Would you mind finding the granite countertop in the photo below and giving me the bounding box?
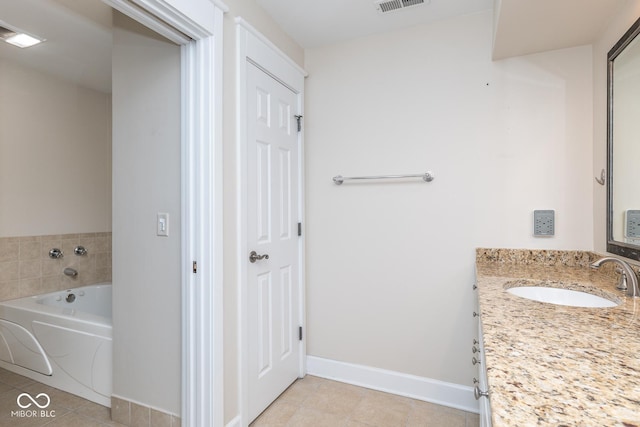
[475,249,640,427]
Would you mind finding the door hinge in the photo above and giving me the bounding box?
[294,115,303,132]
[192,261,197,274]
[298,222,302,236]
[298,326,303,341]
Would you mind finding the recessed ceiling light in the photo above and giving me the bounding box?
[0,21,44,49]
[4,33,43,48]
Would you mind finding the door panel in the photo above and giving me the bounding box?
[247,62,300,421]
[256,141,272,243]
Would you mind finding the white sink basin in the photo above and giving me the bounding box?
[506,286,618,308]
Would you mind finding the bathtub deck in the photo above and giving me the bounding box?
[0,367,124,426]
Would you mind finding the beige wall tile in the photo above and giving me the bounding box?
[42,276,63,294]
[96,253,112,270]
[94,235,112,253]
[0,239,19,262]
[0,262,19,282]
[0,232,111,301]
[130,402,150,427]
[19,260,41,279]
[42,258,64,277]
[111,397,130,425]
[19,237,41,260]
[150,408,172,427]
[19,278,43,296]
[61,275,83,289]
[0,281,19,300]
[95,268,112,282]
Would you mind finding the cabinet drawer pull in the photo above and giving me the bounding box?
[474,386,489,400]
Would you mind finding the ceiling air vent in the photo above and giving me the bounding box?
[375,0,427,14]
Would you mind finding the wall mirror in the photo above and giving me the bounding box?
[608,17,640,260]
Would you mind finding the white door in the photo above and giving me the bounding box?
[247,61,301,421]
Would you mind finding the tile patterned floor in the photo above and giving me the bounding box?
[0,368,123,426]
[0,368,478,426]
[250,376,480,427]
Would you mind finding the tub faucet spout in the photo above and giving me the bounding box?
[590,257,639,298]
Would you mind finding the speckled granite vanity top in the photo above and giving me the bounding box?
[476,249,640,427]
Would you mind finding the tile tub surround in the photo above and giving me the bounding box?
[0,233,112,301]
[475,248,640,426]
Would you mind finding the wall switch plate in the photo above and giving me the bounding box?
[533,210,554,236]
[626,210,640,238]
[157,213,169,237]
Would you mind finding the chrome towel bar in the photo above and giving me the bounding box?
[332,171,434,185]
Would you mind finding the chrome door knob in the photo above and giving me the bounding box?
[249,251,270,263]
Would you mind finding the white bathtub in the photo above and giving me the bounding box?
[0,283,112,407]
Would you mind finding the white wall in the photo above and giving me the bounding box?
[593,0,640,252]
[112,12,182,414]
[304,10,593,386]
[0,60,111,237]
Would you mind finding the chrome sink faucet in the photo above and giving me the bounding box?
[590,257,640,298]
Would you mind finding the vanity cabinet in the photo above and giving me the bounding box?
[473,283,492,427]
[475,320,491,427]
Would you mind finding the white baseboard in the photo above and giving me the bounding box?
[225,415,241,427]
[306,355,479,414]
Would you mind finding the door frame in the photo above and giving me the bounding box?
[102,1,227,426]
[236,17,307,426]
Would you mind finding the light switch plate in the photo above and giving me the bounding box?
[157,213,169,237]
[533,210,554,236]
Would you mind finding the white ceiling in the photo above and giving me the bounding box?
[256,0,493,48]
[0,0,112,93]
[0,0,632,94]
[493,0,626,59]
[257,0,631,58]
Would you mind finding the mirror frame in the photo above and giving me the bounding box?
[607,16,640,260]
